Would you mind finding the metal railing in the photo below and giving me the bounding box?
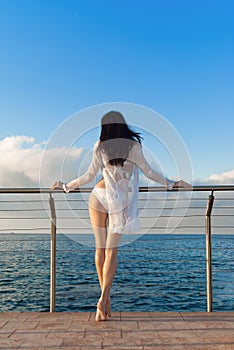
[0,185,234,312]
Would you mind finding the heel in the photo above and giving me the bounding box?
[106,297,111,318]
[95,299,107,322]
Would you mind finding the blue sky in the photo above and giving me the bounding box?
[0,0,234,185]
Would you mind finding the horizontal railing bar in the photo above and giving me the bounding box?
[1,207,234,213]
[1,185,234,194]
[56,290,207,297]
[0,209,49,212]
[0,214,207,219]
[48,197,213,202]
[0,228,50,231]
[0,200,48,203]
[0,217,57,220]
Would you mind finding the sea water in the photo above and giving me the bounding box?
[0,234,233,312]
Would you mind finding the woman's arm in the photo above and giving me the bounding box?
[130,143,191,189]
[51,142,101,192]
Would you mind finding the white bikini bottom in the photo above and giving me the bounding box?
[91,187,140,234]
[92,187,108,210]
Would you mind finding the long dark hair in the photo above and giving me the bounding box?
[99,111,142,166]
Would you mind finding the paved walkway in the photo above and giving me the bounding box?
[0,312,234,349]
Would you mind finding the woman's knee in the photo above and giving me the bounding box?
[105,247,118,260]
[95,248,105,261]
[106,233,122,249]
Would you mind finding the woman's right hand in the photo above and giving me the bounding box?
[51,180,64,190]
[173,180,192,188]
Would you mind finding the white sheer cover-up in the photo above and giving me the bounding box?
[64,141,174,234]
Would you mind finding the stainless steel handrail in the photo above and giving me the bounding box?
[1,185,234,312]
[1,185,234,193]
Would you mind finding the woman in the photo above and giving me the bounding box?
[52,111,190,321]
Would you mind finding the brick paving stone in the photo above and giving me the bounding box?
[103,346,144,350]
[0,312,233,349]
[144,346,187,350]
[35,320,72,330]
[121,312,151,321]
[122,329,159,339]
[0,321,8,329]
[169,321,207,330]
[84,329,121,339]
[0,338,25,349]
[184,344,234,350]
[19,332,63,348]
[201,321,234,329]
[69,320,97,331]
[61,337,103,348]
[157,329,199,340]
[103,336,143,348]
[103,320,138,330]
[139,320,175,331]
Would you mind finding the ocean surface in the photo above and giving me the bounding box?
[0,233,234,312]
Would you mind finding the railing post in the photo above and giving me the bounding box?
[49,193,56,312]
[206,191,214,312]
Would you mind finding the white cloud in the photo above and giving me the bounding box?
[0,135,86,188]
[196,169,234,185]
[208,170,234,184]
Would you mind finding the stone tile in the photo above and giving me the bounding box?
[0,312,22,320]
[170,321,208,330]
[180,312,234,323]
[84,329,121,339]
[61,337,102,348]
[121,311,151,319]
[0,338,25,349]
[139,321,175,331]
[19,332,63,348]
[15,321,39,331]
[68,311,91,321]
[0,333,11,339]
[1,321,39,332]
[122,329,159,339]
[103,320,138,330]
[107,312,121,321]
[0,320,7,328]
[184,344,233,350]
[21,312,41,320]
[103,336,143,347]
[0,322,17,333]
[193,329,234,342]
[144,346,186,350]
[150,312,181,317]
[202,321,234,329]
[158,329,198,340]
[35,320,72,330]
[103,345,144,350]
[142,337,164,346]
[67,320,89,331]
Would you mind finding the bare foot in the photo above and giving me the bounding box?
[95,299,107,322]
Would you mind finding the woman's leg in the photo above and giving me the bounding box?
[89,191,109,321]
[89,188,122,321]
[99,233,122,306]
[89,191,108,286]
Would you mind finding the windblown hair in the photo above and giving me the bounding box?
[99,111,142,166]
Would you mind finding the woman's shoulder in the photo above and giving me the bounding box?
[131,140,142,152]
[93,140,100,150]
[128,141,142,161]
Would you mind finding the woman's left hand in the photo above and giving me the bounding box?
[173,180,192,188]
[51,180,64,190]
